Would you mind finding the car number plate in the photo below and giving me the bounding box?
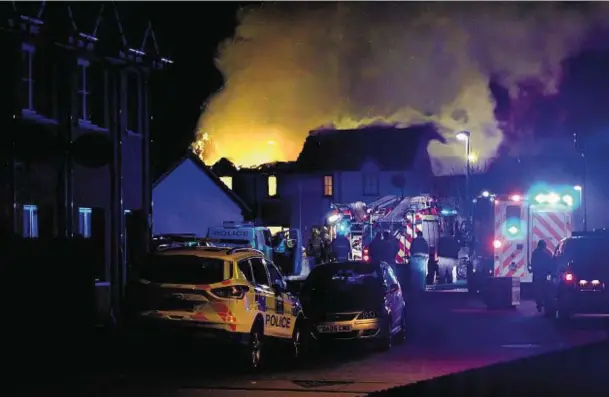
[318,324,352,333]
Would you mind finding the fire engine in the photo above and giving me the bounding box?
[472,187,577,283]
[326,195,460,264]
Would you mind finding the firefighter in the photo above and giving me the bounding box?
[307,229,323,266]
[368,232,383,263]
[410,230,430,293]
[381,231,399,267]
[321,226,332,262]
[529,239,554,312]
[331,229,352,262]
[273,232,290,274]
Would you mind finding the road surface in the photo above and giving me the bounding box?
[73,290,606,397]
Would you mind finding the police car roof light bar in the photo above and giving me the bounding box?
[226,247,265,255]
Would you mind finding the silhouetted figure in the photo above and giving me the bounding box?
[410,230,429,293]
[380,231,399,266]
[331,233,352,262]
[368,232,383,263]
[307,230,323,265]
[529,239,554,312]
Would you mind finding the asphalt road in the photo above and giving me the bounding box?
[73,290,606,397]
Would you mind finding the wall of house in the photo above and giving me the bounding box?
[152,158,245,237]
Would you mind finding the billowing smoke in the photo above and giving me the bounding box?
[194,2,607,175]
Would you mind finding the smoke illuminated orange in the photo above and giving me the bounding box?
[194,3,608,174]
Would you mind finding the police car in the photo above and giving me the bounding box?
[131,246,306,369]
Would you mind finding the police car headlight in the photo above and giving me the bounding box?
[358,311,377,320]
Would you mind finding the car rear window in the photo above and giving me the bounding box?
[141,255,228,284]
[565,238,608,271]
[308,262,381,286]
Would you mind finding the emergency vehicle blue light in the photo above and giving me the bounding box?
[507,226,519,235]
[441,209,457,216]
[481,191,490,198]
[562,194,573,207]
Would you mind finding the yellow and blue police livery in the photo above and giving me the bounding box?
[132,246,305,369]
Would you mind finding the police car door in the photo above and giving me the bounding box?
[265,259,296,338]
[249,257,279,337]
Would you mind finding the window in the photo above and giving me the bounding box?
[238,260,254,282]
[250,257,270,286]
[22,204,38,238]
[220,176,233,190]
[363,171,379,196]
[323,175,333,197]
[505,205,521,234]
[262,229,273,247]
[21,46,35,111]
[266,261,286,290]
[141,256,227,284]
[87,62,107,127]
[268,175,277,197]
[126,72,140,133]
[77,60,90,122]
[78,207,92,238]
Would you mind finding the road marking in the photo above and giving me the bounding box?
[501,344,540,349]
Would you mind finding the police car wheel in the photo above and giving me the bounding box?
[291,322,303,361]
[249,327,264,370]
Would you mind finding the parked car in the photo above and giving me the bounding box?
[299,260,407,351]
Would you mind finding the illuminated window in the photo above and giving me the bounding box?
[323,175,333,197]
[78,207,92,238]
[268,175,277,197]
[22,204,38,238]
[220,176,233,190]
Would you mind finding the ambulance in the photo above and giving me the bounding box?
[472,187,576,283]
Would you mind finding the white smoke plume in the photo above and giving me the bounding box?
[194,2,608,175]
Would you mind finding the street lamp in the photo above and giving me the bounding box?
[574,185,586,231]
[457,131,471,220]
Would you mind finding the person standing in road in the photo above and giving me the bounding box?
[529,239,554,312]
[307,229,323,266]
[331,231,352,262]
[381,231,399,268]
[368,232,383,263]
[410,230,430,293]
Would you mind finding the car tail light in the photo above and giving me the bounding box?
[212,285,249,299]
[563,272,575,283]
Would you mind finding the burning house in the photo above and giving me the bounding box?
[214,124,443,241]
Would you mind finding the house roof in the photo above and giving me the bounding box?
[295,123,444,172]
[154,150,252,216]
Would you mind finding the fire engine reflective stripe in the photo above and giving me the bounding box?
[532,212,568,253]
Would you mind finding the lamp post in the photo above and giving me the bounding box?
[456,131,471,220]
[574,185,586,231]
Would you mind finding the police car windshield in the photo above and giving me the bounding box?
[306,263,383,312]
[141,255,228,284]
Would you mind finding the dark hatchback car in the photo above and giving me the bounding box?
[543,232,609,326]
[299,261,407,351]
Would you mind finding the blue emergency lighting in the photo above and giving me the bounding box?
[507,226,519,235]
[441,209,457,216]
[482,191,490,198]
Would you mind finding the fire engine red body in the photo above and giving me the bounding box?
[473,193,573,283]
